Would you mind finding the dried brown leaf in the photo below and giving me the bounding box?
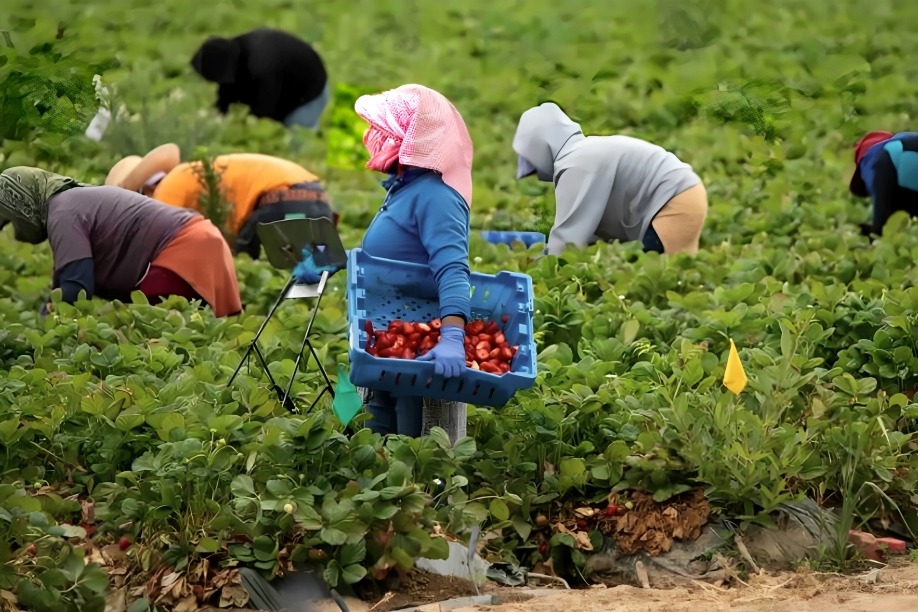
[170,576,187,599]
[218,584,250,608]
[174,595,197,612]
[100,544,127,566]
[104,586,127,612]
[574,531,594,551]
[81,499,96,524]
[160,572,183,591]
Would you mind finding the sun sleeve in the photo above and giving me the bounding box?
[415,185,472,321]
[548,167,614,255]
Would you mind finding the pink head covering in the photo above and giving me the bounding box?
[354,84,474,207]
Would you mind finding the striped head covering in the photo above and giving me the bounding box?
[0,167,84,243]
[354,84,474,207]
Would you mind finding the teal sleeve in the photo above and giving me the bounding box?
[415,191,471,321]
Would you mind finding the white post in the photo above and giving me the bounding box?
[421,398,467,445]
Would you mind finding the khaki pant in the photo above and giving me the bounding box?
[650,183,708,255]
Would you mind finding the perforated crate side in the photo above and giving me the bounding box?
[346,248,537,406]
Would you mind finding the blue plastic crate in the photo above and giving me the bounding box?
[479,231,546,248]
[346,248,537,407]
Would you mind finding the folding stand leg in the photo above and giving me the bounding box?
[282,337,335,413]
[227,276,297,387]
[250,342,299,414]
[281,271,336,413]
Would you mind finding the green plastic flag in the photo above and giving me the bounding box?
[332,364,363,426]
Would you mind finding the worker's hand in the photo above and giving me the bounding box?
[293,248,338,284]
[417,324,467,378]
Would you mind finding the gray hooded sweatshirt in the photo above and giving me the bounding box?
[512,103,701,255]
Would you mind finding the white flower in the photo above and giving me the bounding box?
[92,74,112,108]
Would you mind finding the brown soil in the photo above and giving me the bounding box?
[188,560,918,611]
[455,559,918,612]
[363,569,528,611]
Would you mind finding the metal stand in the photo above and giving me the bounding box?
[227,271,335,414]
[227,216,347,415]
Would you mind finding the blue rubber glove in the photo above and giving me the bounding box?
[416,324,467,378]
[293,248,339,284]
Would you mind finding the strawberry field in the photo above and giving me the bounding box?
[2,0,918,610]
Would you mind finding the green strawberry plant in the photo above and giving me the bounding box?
[1,0,918,604]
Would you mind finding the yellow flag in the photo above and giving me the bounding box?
[723,339,747,395]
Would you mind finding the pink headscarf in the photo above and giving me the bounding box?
[354,84,474,207]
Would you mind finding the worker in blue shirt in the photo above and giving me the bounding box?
[352,84,475,437]
[849,130,918,237]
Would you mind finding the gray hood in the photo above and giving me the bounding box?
[512,103,582,182]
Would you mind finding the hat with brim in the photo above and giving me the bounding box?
[849,131,894,197]
[105,143,182,192]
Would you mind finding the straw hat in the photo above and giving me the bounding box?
[105,143,182,192]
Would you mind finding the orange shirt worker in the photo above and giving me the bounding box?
[105,144,338,258]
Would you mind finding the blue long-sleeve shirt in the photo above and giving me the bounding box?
[361,169,471,322]
[859,132,918,197]
[858,132,918,235]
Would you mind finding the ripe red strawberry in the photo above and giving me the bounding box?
[480,361,500,374]
[366,317,518,368]
[118,536,131,550]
